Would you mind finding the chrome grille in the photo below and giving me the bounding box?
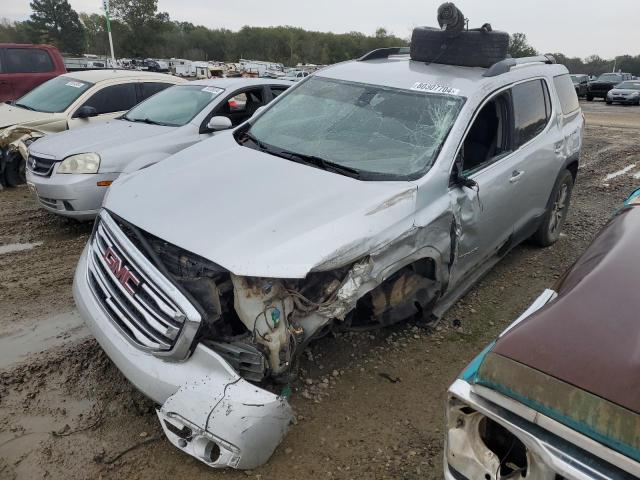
[27,154,57,177]
[86,210,201,359]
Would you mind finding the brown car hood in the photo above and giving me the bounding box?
[492,205,640,414]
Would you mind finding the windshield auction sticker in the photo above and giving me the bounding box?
[202,86,224,95]
[411,82,460,95]
[65,81,86,88]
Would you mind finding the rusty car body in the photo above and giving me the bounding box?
[445,194,640,479]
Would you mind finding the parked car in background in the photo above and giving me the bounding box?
[606,80,640,105]
[0,69,185,187]
[0,43,66,102]
[587,72,633,101]
[283,69,310,82]
[73,48,582,469]
[570,73,589,97]
[26,79,291,219]
[445,193,640,480]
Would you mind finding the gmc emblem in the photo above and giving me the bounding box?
[103,247,140,295]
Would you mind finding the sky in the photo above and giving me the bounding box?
[3,0,638,59]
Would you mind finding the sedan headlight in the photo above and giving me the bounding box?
[631,92,640,97]
[57,153,100,174]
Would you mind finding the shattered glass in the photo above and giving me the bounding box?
[249,77,465,180]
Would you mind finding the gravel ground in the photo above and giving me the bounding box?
[0,100,639,479]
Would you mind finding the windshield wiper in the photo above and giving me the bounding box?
[237,130,267,150]
[124,117,169,126]
[278,150,361,179]
[14,103,36,111]
[237,130,361,179]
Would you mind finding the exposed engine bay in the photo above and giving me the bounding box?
[114,214,441,384]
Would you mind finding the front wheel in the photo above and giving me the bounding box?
[531,170,574,247]
[2,151,26,187]
[586,94,593,101]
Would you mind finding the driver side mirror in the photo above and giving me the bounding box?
[452,153,478,189]
[74,105,98,119]
[206,116,232,132]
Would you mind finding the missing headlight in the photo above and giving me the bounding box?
[479,417,528,478]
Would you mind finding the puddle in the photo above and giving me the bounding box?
[0,310,88,369]
[604,164,636,182]
[0,241,43,255]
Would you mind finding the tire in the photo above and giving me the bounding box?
[410,27,509,68]
[531,170,574,247]
[606,100,612,105]
[586,95,593,101]
[3,151,26,187]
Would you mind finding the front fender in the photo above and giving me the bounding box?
[119,152,172,174]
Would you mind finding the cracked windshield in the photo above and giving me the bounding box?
[249,76,465,179]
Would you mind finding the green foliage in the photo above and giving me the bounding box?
[1,2,639,75]
[25,0,86,54]
[508,33,538,58]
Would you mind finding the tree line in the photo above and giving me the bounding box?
[1,0,639,74]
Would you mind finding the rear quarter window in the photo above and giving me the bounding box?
[553,74,580,115]
[511,79,550,148]
[5,48,54,73]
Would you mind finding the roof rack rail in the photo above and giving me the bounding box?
[358,47,410,62]
[483,54,556,77]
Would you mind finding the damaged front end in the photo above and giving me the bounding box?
[0,125,44,186]
[79,209,444,469]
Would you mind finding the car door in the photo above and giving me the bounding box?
[506,79,558,238]
[448,87,524,283]
[68,82,138,128]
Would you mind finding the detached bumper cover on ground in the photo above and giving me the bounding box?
[73,246,293,469]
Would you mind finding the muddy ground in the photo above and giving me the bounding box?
[1,101,639,479]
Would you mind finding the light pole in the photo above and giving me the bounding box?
[103,0,116,66]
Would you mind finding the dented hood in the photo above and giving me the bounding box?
[0,103,59,130]
[29,119,172,162]
[105,133,417,278]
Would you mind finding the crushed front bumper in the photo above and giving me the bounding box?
[73,246,293,469]
[26,169,118,220]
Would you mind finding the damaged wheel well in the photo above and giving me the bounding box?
[566,160,578,183]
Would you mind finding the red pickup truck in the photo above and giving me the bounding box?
[0,44,66,102]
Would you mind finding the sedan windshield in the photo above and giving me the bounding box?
[570,75,584,83]
[246,76,465,180]
[615,81,640,90]
[598,73,623,82]
[14,76,93,113]
[123,84,224,126]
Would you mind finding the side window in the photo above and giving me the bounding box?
[139,82,171,101]
[5,48,54,73]
[82,83,138,115]
[214,88,265,126]
[553,74,580,115]
[270,86,288,98]
[511,79,549,148]
[461,91,511,174]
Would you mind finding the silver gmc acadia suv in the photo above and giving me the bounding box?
[73,48,583,469]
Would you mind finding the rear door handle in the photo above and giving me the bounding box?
[509,170,524,183]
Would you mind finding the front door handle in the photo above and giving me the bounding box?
[509,170,524,183]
